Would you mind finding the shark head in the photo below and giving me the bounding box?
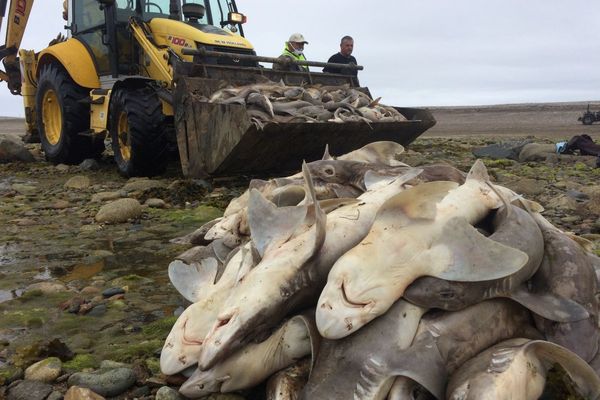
[160,304,206,375]
[198,281,276,369]
[179,367,228,398]
[316,251,398,339]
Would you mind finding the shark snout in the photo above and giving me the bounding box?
[198,310,239,370]
[316,279,376,339]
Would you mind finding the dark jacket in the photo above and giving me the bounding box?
[323,52,358,76]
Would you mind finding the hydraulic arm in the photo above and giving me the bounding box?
[0,0,34,94]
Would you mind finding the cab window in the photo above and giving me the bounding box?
[74,0,105,32]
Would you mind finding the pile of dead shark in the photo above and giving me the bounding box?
[159,141,600,399]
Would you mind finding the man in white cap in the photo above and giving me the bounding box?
[274,33,309,72]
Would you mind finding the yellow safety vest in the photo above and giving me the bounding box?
[281,48,309,71]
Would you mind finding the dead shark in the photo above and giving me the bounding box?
[317,160,527,339]
[529,212,600,362]
[179,312,318,398]
[404,204,589,323]
[197,165,423,370]
[447,338,600,400]
[299,300,426,400]
[303,299,539,400]
[160,242,256,375]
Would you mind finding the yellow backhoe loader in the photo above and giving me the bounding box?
[0,0,435,177]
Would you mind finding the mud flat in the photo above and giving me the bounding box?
[425,101,600,140]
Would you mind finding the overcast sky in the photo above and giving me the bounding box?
[1,0,600,117]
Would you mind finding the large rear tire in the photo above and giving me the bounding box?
[109,86,167,177]
[36,64,104,164]
[582,114,594,125]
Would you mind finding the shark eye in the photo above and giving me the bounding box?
[323,166,335,176]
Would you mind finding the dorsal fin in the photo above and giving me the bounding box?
[248,189,309,257]
[322,144,334,160]
[377,181,458,223]
[364,168,423,192]
[302,161,327,254]
[466,159,489,182]
[363,170,399,191]
[367,96,382,108]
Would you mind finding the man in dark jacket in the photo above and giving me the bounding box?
[323,36,358,76]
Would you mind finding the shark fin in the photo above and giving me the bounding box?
[466,159,489,182]
[271,185,306,207]
[429,216,528,282]
[386,333,447,400]
[168,258,219,303]
[508,286,589,322]
[377,180,458,223]
[526,340,600,398]
[248,189,309,257]
[318,198,361,214]
[363,170,402,191]
[322,144,334,160]
[302,161,327,255]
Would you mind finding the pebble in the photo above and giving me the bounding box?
[46,391,64,400]
[155,386,185,400]
[7,380,53,400]
[51,199,70,209]
[24,357,62,383]
[91,192,122,203]
[145,198,167,208]
[64,175,91,189]
[64,386,105,400]
[67,367,136,397]
[79,159,101,171]
[95,198,142,223]
[25,281,68,295]
[122,178,165,192]
[0,366,23,385]
[86,304,107,317]
[102,287,125,298]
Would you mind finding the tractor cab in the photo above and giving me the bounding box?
[64,0,251,79]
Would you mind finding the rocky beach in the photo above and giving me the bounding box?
[1,102,600,399]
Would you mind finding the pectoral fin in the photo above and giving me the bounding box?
[429,217,528,282]
[508,286,589,322]
[386,333,447,400]
[248,189,309,257]
[168,258,219,303]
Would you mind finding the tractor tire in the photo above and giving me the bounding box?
[36,64,104,164]
[109,86,168,177]
[582,114,594,125]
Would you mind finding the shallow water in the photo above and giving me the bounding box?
[0,164,225,367]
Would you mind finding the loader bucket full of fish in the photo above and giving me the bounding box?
[173,65,436,178]
[161,141,600,399]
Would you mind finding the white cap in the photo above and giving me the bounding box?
[288,33,308,44]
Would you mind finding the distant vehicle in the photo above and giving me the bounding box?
[578,104,600,125]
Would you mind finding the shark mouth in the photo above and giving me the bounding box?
[341,280,371,308]
[181,317,205,346]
